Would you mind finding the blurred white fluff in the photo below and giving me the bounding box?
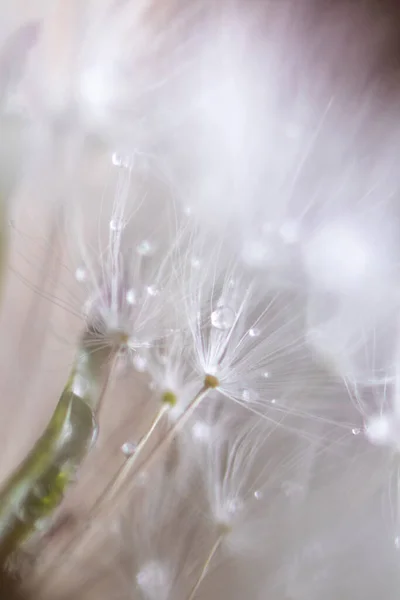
[3,1,400,600]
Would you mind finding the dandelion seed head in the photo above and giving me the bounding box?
[162,390,177,407]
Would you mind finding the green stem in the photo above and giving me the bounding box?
[0,335,114,562]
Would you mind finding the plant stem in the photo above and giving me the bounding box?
[188,535,223,600]
[91,403,169,514]
[92,382,212,515]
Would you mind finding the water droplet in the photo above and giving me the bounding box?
[395,536,400,549]
[146,285,159,297]
[270,398,277,404]
[183,205,193,216]
[248,328,260,338]
[132,354,147,372]
[192,421,211,442]
[126,289,136,305]
[136,240,154,256]
[121,442,136,457]
[109,219,124,232]
[75,267,86,282]
[263,371,270,379]
[211,306,236,330]
[352,427,361,435]
[112,152,132,168]
[241,389,251,402]
[225,498,243,516]
[254,490,263,500]
[191,257,201,269]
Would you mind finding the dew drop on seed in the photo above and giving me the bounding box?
[75,267,86,282]
[110,218,124,232]
[126,289,136,305]
[248,327,260,338]
[112,152,132,168]
[136,240,154,256]
[146,285,159,296]
[241,389,251,402]
[133,354,147,372]
[352,427,361,435]
[211,306,235,330]
[191,257,201,269]
[121,442,136,458]
[254,490,263,500]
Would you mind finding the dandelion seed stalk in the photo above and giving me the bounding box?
[187,534,223,600]
[90,376,219,516]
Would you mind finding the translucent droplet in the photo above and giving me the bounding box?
[263,371,270,379]
[133,354,147,372]
[75,267,86,282]
[112,152,132,168]
[395,536,400,550]
[183,205,192,216]
[225,498,243,516]
[146,285,159,297]
[248,328,260,338]
[241,389,251,402]
[191,257,201,269]
[192,421,211,442]
[109,218,124,232]
[126,289,136,305]
[270,398,277,404]
[211,306,236,330]
[254,490,263,500]
[352,427,361,435]
[121,442,136,458]
[136,240,154,256]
